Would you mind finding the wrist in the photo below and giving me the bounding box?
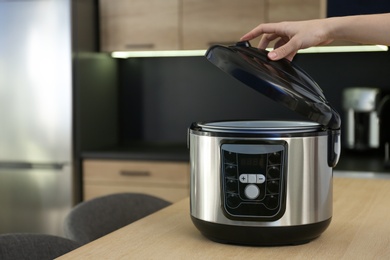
[324,16,346,41]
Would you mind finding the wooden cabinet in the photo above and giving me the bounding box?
[99,0,327,52]
[267,0,326,22]
[83,159,189,203]
[99,0,180,51]
[181,0,266,50]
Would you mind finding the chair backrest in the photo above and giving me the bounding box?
[0,233,81,260]
[64,193,171,245]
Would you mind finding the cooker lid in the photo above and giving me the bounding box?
[205,41,341,130]
[198,120,322,134]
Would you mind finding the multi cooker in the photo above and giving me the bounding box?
[188,42,341,246]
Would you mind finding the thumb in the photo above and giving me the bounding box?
[268,41,299,61]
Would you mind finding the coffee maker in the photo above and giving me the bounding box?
[343,87,390,165]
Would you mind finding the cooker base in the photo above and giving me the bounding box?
[191,216,331,246]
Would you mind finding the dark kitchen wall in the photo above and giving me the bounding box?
[294,51,390,113]
[73,0,119,152]
[327,0,390,17]
[118,50,390,145]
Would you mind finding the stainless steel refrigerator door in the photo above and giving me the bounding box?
[0,0,72,163]
[0,164,73,235]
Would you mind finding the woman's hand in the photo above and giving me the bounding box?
[241,13,390,61]
[240,19,334,61]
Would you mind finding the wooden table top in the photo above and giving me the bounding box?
[58,177,390,259]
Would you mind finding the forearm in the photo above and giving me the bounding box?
[327,13,390,45]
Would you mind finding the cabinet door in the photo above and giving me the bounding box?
[182,0,266,50]
[267,0,326,23]
[83,184,189,203]
[99,0,180,52]
[83,160,189,203]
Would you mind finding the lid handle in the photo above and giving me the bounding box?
[328,129,341,167]
[235,41,252,48]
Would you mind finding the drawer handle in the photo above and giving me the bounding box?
[125,43,155,49]
[119,170,151,177]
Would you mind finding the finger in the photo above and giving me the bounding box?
[284,52,297,61]
[268,39,300,61]
[258,33,279,49]
[240,27,263,41]
[274,37,290,49]
[273,37,289,49]
[240,32,255,41]
[240,23,277,41]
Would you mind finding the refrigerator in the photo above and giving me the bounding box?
[0,0,119,236]
[0,0,73,235]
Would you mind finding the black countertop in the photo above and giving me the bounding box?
[82,143,189,162]
[335,149,390,173]
[82,143,390,173]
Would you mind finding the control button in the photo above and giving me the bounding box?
[256,174,265,184]
[225,179,238,192]
[245,184,260,199]
[265,195,279,209]
[225,165,237,177]
[239,174,248,183]
[268,166,280,179]
[248,174,256,184]
[240,174,265,184]
[224,151,236,164]
[268,152,281,165]
[267,180,279,194]
[226,193,240,208]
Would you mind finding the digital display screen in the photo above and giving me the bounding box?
[238,154,266,173]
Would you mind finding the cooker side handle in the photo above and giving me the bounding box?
[328,129,341,168]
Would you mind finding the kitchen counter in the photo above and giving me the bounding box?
[82,143,390,173]
[58,177,390,259]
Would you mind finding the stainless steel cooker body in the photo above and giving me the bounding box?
[189,42,342,245]
[188,121,340,246]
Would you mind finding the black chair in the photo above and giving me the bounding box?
[0,233,81,260]
[64,193,171,245]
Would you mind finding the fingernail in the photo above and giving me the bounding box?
[268,52,277,59]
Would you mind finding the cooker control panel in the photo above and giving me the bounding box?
[221,143,286,221]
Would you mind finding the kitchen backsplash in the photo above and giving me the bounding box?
[118,50,390,145]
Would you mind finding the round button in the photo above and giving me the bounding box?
[267,180,279,194]
[226,193,240,208]
[244,184,260,199]
[225,165,237,177]
[224,151,236,164]
[265,195,279,209]
[225,179,238,192]
[268,152,281,165]
[268,166,280,179]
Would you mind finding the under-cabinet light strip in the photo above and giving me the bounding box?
[111,50,206,58]
[297,45,388,53]
[111,45,388,59]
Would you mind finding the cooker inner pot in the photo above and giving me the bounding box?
[198,120,322,133]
